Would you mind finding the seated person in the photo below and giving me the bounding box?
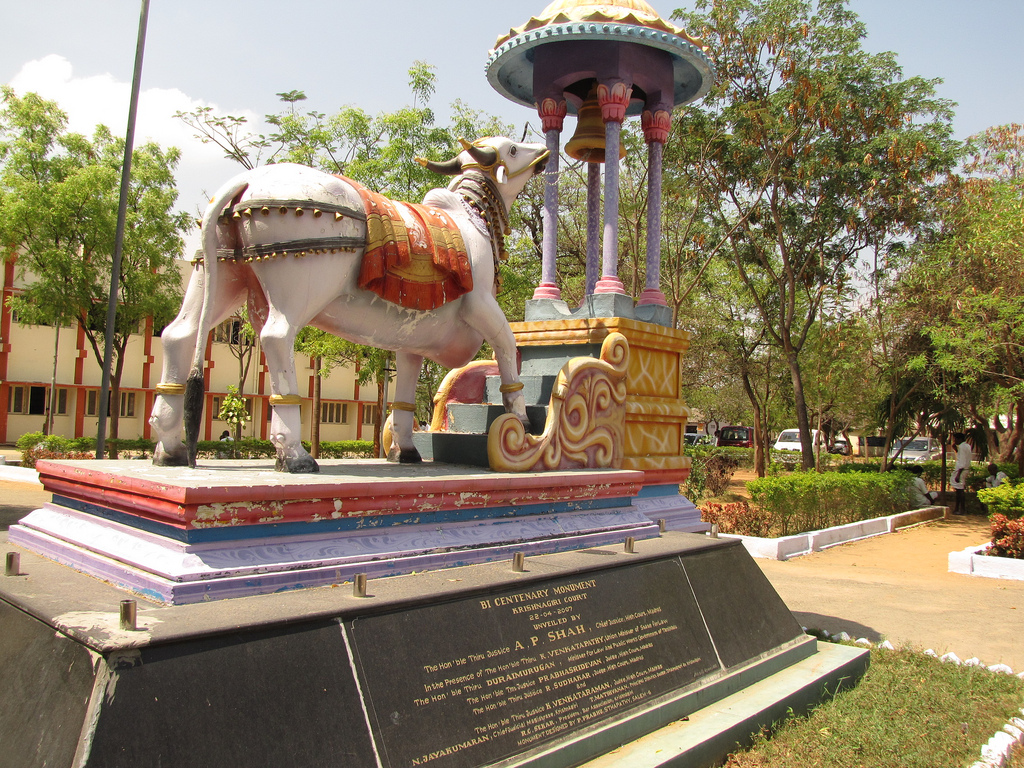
[907,464,935,508]
[985,463,1009,488]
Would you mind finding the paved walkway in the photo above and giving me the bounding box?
[2,471,1021,669]
[757,516,1024,670]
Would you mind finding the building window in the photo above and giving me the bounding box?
[321,402,348,424]
[86,390,132,418]
[7,385,26,414]
[362,404,380,425]
[213,318,243,345]
[55,388,68,416]
[213,395,252,420]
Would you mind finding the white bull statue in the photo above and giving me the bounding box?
[149,136,549,472]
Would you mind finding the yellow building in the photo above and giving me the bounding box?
[0,258,382,445]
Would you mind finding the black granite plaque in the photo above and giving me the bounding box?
[347,558,721,768]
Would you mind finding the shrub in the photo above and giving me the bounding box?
[978,482,1024,520]
[318,440,374,458]
[684,446,739,501]
[701,501,773,537]
[196,438,276,459]
[716,446,754,469]
[17,432,95,468]
[988,514,1024,559]
[747,470,912,537]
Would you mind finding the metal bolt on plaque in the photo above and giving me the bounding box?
[5,552,20,576]
[119,600,137,631]
[658,518,666,534]
[512,552,525,572]
[353,573,368,597]
[710,523,720,538]
[624,537,636,553]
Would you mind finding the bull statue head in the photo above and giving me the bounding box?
[418,137,549,212]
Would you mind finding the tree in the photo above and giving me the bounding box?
[901,124,1024,469]
[0,87,188,449]
[670,0,959,468]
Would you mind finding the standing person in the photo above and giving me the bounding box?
[950,432,973,514]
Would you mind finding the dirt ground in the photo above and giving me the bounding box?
[717,467,1024,669]
[0,479,45,531]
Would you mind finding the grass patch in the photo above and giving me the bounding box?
[726,644,1024,768]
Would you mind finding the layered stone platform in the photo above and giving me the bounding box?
[0,530,868,768]
[8,458,701,604]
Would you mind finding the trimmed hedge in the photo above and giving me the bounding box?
[16,431,374,466]
[745,470,913,537]
[978,482,1024,521]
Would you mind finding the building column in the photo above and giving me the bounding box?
[594,82,631,295]
[533,97,567,301]
[638,109,671,307]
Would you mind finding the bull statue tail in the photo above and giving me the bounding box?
[183,176,249,468]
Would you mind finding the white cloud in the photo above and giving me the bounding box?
[8,55,262,256]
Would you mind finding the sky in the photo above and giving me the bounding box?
[2,0,1022,255]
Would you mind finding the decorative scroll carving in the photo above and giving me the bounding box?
[488,333,628,472]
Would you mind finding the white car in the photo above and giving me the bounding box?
[889,437,941,462]
[773,428,820,452]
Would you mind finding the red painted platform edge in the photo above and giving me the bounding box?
[34,460,647,529]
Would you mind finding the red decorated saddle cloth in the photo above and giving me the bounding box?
[339,176,473,311]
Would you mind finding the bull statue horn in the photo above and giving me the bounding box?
[460,139,498,169]
[416,156,462,176]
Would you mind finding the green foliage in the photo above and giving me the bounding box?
[302,440,375,459]
[746,470,912,536]
[669,0,959,470]
[728,645,1024,768]
[684,446,740,501]
[978,482,1024,520]
[217,385,250,428]
[0,87,187,448]
[195,438,274,459]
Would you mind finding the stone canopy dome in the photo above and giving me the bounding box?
[487,0,714,114]
[493,0,698,48]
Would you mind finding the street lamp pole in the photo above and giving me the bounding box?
[96,0,150,458]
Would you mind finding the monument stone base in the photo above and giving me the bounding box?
[0,530,868,768]
[7,459,706,604]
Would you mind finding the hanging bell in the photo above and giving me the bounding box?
[565,92,627,164]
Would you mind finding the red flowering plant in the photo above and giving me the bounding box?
[987,514,1024,559]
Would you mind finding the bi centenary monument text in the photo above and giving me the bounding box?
[349,560,721,768]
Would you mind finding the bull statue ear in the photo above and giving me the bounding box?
[416,156,462,176]
[496,165,508,184]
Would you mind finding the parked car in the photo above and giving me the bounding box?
[773,428,820,452]
[829,437,850,455]
[889,437,941,462]
[684,433,713,446]
[716,425,754,448]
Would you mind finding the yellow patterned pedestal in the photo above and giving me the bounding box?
[509,317,692,485]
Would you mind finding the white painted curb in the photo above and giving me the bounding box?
[0,463,41,486]
[720,506,948,561]
[949,542,1024,581]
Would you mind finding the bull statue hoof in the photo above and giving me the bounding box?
[153,444,189,467]
[275,455,320,474]
[387,442,423,464]
[399,448,423,464]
